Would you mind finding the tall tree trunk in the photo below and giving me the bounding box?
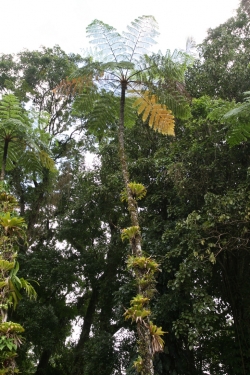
[118,83,154,375]
[73,286,99,375]
[34,350,52,375]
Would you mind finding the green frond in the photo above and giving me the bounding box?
[7,262,37,309]
[124,306,151,323]
[124,293,151,323]
[223,92,250,146]
[0,94,29,124]
[73,91,136,138]
[19,278,37,300]
[227,123,250,146]
[39,150,55,171]
[141,51,192,119]
[86,20,126,63]
[123,16,159,62]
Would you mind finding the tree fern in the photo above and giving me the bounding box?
[0,94,55,180]
[59,20,190,135]
[56,16,192,375]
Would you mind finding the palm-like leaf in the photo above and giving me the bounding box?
[8,261,37,309]
[0,94,55,180]
[133,91,175,135]
[56,17,191,137]
[223,92,250,146]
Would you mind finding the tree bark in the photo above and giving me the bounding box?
[73,286,99,375]
[0,139,9,181]
[118,83,154,375]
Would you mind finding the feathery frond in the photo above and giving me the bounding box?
[133,91,175,135]
[0,94,55,179]
[87,20,126,63]
[122,16,159,63]
[223,92,250,146]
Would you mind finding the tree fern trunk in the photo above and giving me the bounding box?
[0,139,9,181]
[118,83,154,375]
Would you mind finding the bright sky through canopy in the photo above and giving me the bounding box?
[2,0,240,54]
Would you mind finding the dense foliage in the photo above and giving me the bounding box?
[0,2,250,374]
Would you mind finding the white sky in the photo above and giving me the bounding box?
[1,0,240,55]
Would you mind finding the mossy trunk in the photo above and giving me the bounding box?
[118,83,154,375]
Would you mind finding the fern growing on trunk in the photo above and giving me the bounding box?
[0,190,37,374]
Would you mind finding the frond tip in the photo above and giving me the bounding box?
[133,92,175,135]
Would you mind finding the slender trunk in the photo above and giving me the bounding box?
[34,350,52,375]
[0,139,9,181]
[118,83,154,375]
[73,286,99,375]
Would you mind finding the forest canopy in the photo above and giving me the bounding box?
[0,2,250,375]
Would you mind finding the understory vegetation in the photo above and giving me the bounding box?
[0,2,250,374]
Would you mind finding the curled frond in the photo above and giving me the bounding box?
[133,91,175,135]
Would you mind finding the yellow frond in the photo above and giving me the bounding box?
[142,104,151,122]
[133,96,143,107]
[133,91,175,136]
[137,101,148,115]
[39,150,56,172]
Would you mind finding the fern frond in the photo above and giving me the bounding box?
[87,20,127,63]
[133,91,175,135]
[142,52,192,119]
[223,92,250,146]
[227,123,250,146]
[39,150,55,171]
[73,91,136,138]
[0,94,29,124]
[53,76,94,96]
[123,16,159,62]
